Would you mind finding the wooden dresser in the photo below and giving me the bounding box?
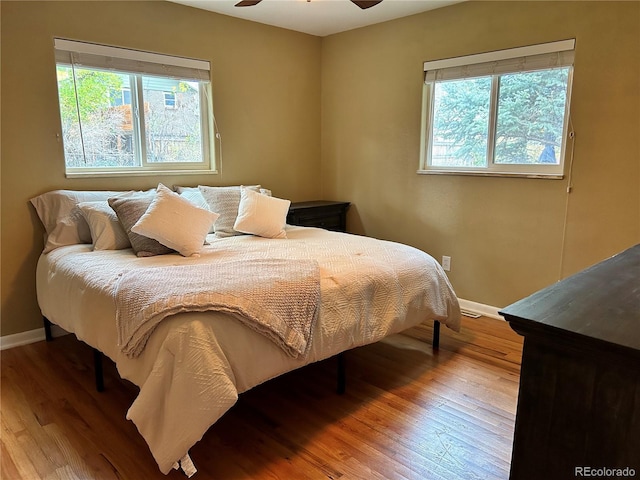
[287,201,350,232]
[500,244,640,480]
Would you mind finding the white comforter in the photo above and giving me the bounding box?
[36,226,461,475]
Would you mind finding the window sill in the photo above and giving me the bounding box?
[417,169,564,180]
[66,169,218,179]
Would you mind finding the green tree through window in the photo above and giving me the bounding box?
[420,40,574,177]
[431,67,570,168]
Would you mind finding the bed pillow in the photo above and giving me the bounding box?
[108,195,176,257]
[30,189,131,253]
[77,201,131,250]
[198,185,260,237]
[131,184,220,257]
[175,186,215,233]
[234,187,291,239]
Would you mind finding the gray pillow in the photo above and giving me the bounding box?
[108,196,175,257]
[198,185,259,237]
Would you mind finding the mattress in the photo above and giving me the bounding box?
[36,225,461,474]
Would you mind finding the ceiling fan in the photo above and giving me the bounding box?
[235,0,383,9]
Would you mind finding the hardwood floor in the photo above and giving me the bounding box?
[1,316,523,479]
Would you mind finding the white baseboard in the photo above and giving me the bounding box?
[0,325,69,350]
[458,298,503,320]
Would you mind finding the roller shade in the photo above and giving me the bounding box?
[54,38,210,82]
[424,39,575,83]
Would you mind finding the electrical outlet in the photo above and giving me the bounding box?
[442,255,451,271]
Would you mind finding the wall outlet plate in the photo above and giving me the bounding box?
[442,256,451,271]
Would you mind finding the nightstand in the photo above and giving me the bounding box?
[287,201,350,232]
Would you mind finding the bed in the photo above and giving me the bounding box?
[32,186,461,476]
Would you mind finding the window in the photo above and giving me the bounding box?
[419,40,575,178]
[54,39,215,177]
[163,91,177,109]
[110,88,131,107]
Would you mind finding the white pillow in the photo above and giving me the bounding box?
[77,201,131,250]
[233,187,291,239]
[131,184,219,257]
[175,186,215,233]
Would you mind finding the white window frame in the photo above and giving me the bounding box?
[418,39,575,179]
[54,38,217,178]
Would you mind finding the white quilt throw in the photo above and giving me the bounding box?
[115,258,321,359]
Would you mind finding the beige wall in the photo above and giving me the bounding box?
[321,1,640,307]
[2,1,639,338]
[1,1,322,336]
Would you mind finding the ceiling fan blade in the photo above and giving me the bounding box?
[351,0,383,9]
[235,0,262,6]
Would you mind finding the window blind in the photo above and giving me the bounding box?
[424,39,575,83]
[54,38,210,82]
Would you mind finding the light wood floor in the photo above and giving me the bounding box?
[1,316,523,479]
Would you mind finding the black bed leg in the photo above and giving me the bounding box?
[337,352,346,395]
[94,349,105,392]
[43,317,53,342]
[433,320,441,350]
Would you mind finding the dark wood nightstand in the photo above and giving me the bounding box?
[287,201,350,232]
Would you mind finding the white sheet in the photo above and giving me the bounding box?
[36,226,461,474]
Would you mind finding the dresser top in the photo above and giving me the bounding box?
[500,244,640,353]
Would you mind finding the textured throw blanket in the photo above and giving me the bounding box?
[114,258,321,358]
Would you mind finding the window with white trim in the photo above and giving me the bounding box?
[419,40,575,178]
[54,39,215,177]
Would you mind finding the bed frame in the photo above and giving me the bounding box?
[43,316,441,395]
